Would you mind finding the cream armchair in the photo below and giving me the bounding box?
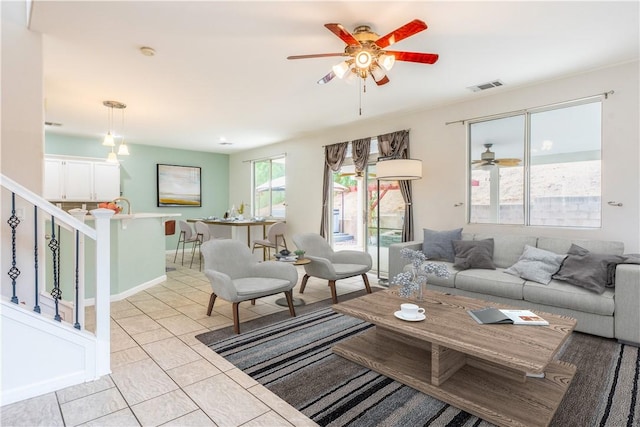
[292,233,372,304]
[201,239,298,333]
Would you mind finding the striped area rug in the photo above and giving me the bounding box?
[204,308,640,427]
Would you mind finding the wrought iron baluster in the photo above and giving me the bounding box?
[74,230,80,329]
[34,206,41,313]
[7,192,21,304]
[49,217,61,321]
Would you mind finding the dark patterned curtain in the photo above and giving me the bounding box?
[377,130,415,242]
[320,142,349,237]
[351,137,371,176]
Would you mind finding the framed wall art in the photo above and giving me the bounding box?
[157,164,202,207]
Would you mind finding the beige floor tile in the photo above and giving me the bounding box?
[0,392,64,426]
[126,291,155,302]
[166,359,222,387]
[175,303,209,320]
[147,308,181,320]
[110,307,144,320]
[181,290,211,306]
[177,329,210,346]
[110,358,178,406]
[79,408,140,426]
[115,314,162,336]
[142,337,202,370]
[59,388,128,426]
[110,299,137,313]
[131,327,174,345]
[183,375,269,426]
[242,410,294,427]
[131,389,197,426]
[129,297,173,313]
[159,409,216,426]
[191,343,236,372]
[111,327,140,353]
[153,291,195,307]
[56,375,115,404]
[248,383,317,427]
[196,314,233,329]
[156,314,207,336]
[226,367,259,389]
[110,346,149,369]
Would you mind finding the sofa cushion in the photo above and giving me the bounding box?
[523,279,615,316]
[455,268,525,300]
[552,244,626,294]
[422,228,462,262]
[474,234,538,269]
[505,245,566,285]
[453,239,496,270]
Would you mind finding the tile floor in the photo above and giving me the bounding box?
[1,252,382,426]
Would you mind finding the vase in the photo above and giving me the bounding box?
[409,267,428,302]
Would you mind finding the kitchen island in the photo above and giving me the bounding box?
[48,212,180,302]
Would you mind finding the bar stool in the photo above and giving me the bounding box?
[174,220,198,266]
[191,221,213,270]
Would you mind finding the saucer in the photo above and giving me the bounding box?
[394,311,426,322]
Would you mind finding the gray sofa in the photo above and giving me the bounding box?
[389,232,640,346]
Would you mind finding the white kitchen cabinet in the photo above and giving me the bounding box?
[93,162,120,201]
[44,156,120,201]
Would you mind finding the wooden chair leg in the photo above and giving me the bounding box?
[251,299,256,305]
[284,290,296,317]
[232,302,241,334]
[207,292,217,316]
[329,280,338,304]
[300,274,310,294]
[362,273,372,294]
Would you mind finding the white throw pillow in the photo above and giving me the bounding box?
[505,245,566,285]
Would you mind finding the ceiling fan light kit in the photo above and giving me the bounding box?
[288,19,438,87]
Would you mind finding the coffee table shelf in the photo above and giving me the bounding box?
[332,290,577,427]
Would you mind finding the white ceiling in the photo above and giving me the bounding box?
[30,1,639,154]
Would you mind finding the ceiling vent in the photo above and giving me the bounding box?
[467,80,504,92]
[45,121,62,127]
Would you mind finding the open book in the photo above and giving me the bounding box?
[468,307,549,326]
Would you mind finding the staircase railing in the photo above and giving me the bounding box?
[1,173,113,405]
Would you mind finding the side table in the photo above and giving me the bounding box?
[275,258,310,307]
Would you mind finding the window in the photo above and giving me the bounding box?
[469,99,602,227]
[252,155,286,218]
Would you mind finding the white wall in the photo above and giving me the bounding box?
[230,61,640,253]
[1,0,44,304]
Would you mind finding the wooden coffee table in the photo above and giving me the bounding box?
[332,290,577,427]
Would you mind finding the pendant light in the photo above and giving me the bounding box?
[102,100,127,160]
[376,157,422,181]
[116,105,130,156]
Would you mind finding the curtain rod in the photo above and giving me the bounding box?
[241,153,287,163]
[444,90,614,126]
[321,128,411,147]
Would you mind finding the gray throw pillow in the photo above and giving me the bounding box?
[422,228,463,262]
[452,239,496,270]
[505,245,566,285]
[552,244,626,294]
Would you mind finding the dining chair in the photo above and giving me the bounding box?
[292,233,372,304]
[201,239,298,334]
[174,220,199,266]
[191,221,217,269]
[251,222,288,260]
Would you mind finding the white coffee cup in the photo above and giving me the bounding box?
[400,303,425,319]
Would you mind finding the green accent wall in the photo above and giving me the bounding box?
[45,133,229,250]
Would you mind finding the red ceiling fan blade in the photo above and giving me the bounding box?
[317,70,336,85]
[324,23,360,45]
[375,19,428,49]
[386,51,439,64]
[287,53,345,60]
[373,74,390,86]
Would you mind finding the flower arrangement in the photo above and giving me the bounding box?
[391,248,450,299]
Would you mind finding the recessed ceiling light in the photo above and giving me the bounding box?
[139,46,155,57]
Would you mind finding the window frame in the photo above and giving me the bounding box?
[467,97,603,228]
[251,154,286,219]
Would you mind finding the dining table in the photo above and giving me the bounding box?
[186,218,278,247]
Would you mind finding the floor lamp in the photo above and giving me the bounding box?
[375,157,423,285]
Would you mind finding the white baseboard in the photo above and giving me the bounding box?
[83,275,167,306]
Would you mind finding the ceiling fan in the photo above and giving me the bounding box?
[472,144,521,167]
[287,19,439,86]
